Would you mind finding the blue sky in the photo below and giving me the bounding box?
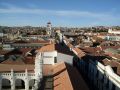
[0,0,120,27]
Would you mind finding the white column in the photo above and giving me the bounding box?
[35,52,43,80]
[25,69,29,90]
[34,52,43,90]
[25,80,29,90]
[11,69,15,90]
[34,79,39,90]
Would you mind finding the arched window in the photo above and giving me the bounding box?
[2,78,11,89]
[29,79,35,89]
[15,79,25,89]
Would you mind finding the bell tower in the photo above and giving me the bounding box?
[46,21,52,36]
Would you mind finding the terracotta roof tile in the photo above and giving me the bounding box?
[14,40,50,44]
[24,56,35,64]
[43,64,53,76]
[0,64,34,72]
[101,46,120,50]
[4,48,32,56]
[1,59,25,65]
[67,43,73,48]
[65,63,89,90]
[53,62,73,90]
[80,47,102,54]
[52,62,89,90]
[0,61,89,90]
[100,59,120,76]
[38,44,74,56]
[38,44,55,52]
[1,56,35,65]
[73,48,86,58]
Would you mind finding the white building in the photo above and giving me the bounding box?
[0,42,75,90]
[46,22,52,36]
[105,36,120,41]
[87,59,120,90]
[108,29,120,34]
[38,43,74,65]
[63,37,120,90]
[0,52,43,90]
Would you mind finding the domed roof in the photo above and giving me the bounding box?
[47,21,51,24]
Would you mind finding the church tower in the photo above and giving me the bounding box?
[46,21,52,36]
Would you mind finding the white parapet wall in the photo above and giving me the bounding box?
[97,61,120,89]
[43,51,57,65]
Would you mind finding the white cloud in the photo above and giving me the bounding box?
[0,3,119,22]
[0,2,16,9]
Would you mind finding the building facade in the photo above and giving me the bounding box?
[0,52,43,90]
[63,37,120,90]
[72,51,120,90]
[108,29,120,34]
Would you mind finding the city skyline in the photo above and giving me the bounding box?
[0,0,120,27]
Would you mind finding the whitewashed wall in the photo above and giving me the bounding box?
[57,53,73,65]
[43,51,57,65]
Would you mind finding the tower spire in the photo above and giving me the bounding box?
[46,21,52,36]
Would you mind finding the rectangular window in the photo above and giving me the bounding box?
[54,57,57,63]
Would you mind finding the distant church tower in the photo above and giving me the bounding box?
[46,21,52,36]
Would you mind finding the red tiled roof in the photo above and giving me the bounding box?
[100,59,120,76]
[42,62,89,90]
[43,64,53,76]
[20,48,32,54]
[0,64,34,72]
[38,44,74,56]
[1,59,25,65]
[67,43,73,48]
[53,62,89,90]
[1,55,35,65]
[112,54,120,59]
[100,46,120,50]
[14,40,50,44]
[4,48,32,56]
[0,60,89,90]
[24,56,35,64]
[65,63,89,90]
[14,40,28,43]
[38,44,55,52]
[80,47,102,54]
[73,48,86,58]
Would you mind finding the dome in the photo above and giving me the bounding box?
[47,21,51,24]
